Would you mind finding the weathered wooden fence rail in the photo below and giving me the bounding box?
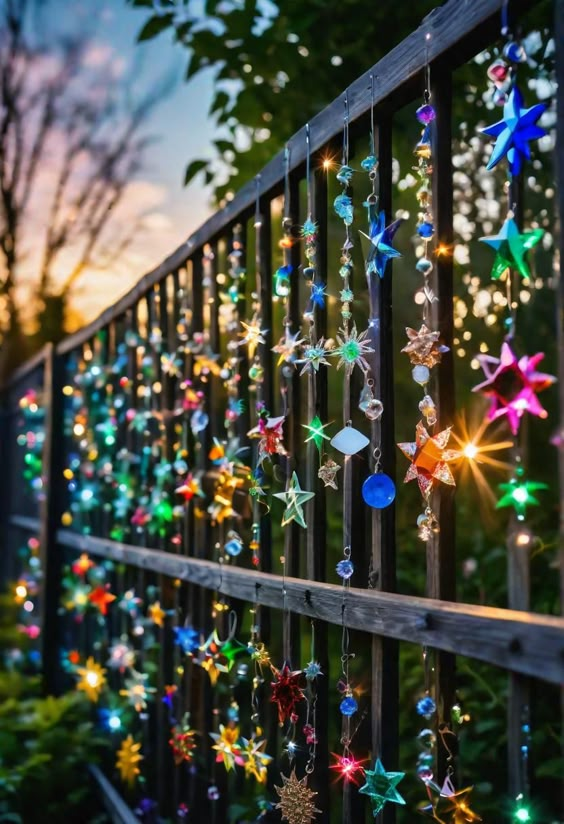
[1,0,563,821]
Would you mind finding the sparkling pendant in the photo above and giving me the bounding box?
[330,424,369,455]
[358,383,384,421]
[362,472,396,509]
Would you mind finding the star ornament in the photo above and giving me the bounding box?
[210,724,244,771]
[482,84,547,176]
[402,324,449,367]
[437,777,482,823]
[473,342,555,435]
[275,769,320,824]
[359,210,403,278]
[88,585,116,616]
[272,327,305,366]
[270,663,305,725]
[238,317,268,359]
[302,416,331,452]
[296,337,332,376]
[398,423,461,497]
[359,758,406,816]
[273,471,315,529]
[497,474,548,519]
[75,656,106,702]
[331,324,374,376]
[479,217,544,281]
[116,735,143,788]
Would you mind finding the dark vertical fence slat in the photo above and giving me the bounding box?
[429,65,457,782]
[370,117,399,824]
[305,157,330,819]
[38,343,66,695]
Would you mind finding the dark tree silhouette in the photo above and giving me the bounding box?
[0,0,165,379]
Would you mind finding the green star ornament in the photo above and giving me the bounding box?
[359,758,406,817]
[302,416,332,452]
[218,638,248,671]
[273,471,315,529]
[497,469,548,519]
[479,217,544,281]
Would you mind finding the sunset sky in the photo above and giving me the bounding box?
[36,0,216,324]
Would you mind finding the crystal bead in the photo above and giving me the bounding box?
[361,154,378,171]
[224,531,243,557]
[330,425,370,455]
[339,695,358,716]
[412,365,430,386]
[416,258,433,276]
[417,221,434,239]
[362,473,396,509]
[417,728,436,750]
[303,266,315,280]
[503,41,527,63]
[336,559,354,580]
[487,58,510,85]
[416,764,434,783]
[416,104,436,125]
[416,696,437,718]
[419,394,437,425]
[415,141,432,160]
[492,87,509,106]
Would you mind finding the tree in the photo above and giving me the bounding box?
[0,0,165,380]
[127,0,438,202]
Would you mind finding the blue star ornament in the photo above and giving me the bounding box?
[482,85,547,176]
[360,211,402,278]
[359,758,406,816]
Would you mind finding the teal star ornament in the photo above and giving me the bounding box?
[359,758,406,817]
[479,217,544,280]
[273,471,315,529]
[482,85,547,176]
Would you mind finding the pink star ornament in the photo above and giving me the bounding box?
[473,342,555,435]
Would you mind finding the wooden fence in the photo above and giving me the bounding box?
[1,0,563,821]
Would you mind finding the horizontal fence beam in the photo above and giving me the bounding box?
[55,0,535,356]
[9,514,40,532]
[89,765,140,824]
[57,529,564,686]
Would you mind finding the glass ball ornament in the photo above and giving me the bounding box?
[362,472,396,509]
[339,695,358,716]
[416,104,436,125]
[336,559,354,580]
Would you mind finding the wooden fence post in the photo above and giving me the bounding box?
[38,343,66,696]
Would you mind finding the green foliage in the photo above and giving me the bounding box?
[0,686,108,822]
[127,0,438,200]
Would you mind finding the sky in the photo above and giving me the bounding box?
[32,0,216,324]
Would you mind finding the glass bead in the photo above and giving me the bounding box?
[487,58,510,85]
[336,559,354,580]
[416,104,436,125]
[303,266,315,280]
[362,472,396,509]
[207,786,220,801]
[361,154,378,171]
[416,764,434,782]
[330,426,369,455]
[191,410,209,434]
[340,695,358,716]
[417,221,434,239]
[412,365,430,386]
[224,534,243,557]
[417,728,436,749]
[416,258,433,276]
[416,696,436,718]
[503,41,527,63]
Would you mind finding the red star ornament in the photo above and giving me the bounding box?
[270,664,305,726]
[398,422,460,497]
[88,585,116,616]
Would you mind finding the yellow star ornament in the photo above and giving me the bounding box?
[116,735,143,787]
[75,657,106,702]
[148,601,166,627]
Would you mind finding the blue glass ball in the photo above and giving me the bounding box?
[416,696,437,718]
[224,538,243,557]
[336,559,354,580]
[417,221,434,239]
[362,472,396,509]
[340,696,358,716]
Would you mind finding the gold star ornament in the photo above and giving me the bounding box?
[275,769,320,824]
[398,422,460,497]
[401,324,449,367]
